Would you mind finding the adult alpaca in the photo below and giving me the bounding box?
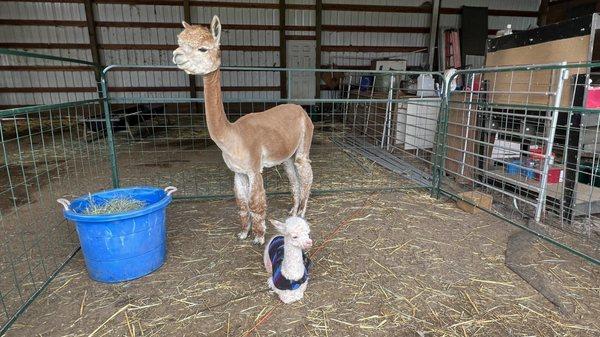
[172,16,314,245]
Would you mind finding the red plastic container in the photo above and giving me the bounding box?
[585,86,600,109]
[535,167,563,184]
[530,147,554,161]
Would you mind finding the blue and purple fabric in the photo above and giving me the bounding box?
[268,236,312,290]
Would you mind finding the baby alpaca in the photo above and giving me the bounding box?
[263,217,313,304]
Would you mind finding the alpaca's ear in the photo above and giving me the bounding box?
[182,21,192,30]
[210,15,221,45]
[269,219,285,233]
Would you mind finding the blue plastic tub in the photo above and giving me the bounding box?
[506,160,521,175]
[521,167,536,179]
[520,159,537,180]
[57,186,177,283]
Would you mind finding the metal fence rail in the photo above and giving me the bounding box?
[0,100,112,333]
[0,50,111,334]
[100,65,444,199]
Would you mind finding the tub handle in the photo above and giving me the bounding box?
[164,186,178,196]
[56,198,71,211]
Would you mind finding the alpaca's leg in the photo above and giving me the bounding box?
[234,173,251,240]
[278,289,302,304]
[279,292,296,304]
[295,121,314,218]
[295,157,313,218]
[290,283,307,302]
[283,159,301,216]
[249,172,267,245]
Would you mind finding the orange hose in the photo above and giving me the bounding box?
[241,305,278,337]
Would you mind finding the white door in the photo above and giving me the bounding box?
[287,40,316,101]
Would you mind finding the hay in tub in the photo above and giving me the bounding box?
[80,194,147,215]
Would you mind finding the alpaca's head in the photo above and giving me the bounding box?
[270,217,313,250]
[172,15,221,75]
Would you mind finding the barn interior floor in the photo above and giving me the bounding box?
[0,127,417,327]
[5,190,599,337]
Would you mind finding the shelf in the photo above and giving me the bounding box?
[487,168,600,216]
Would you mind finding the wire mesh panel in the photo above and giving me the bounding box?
[0,51,110,333]
[438,63,600,263]
[339,71,444,187]
[102,66,445,199]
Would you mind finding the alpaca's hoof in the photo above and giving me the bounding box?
[253,236,265,245]
[237,231,248,240]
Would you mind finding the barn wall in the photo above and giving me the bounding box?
[0,0,540,106]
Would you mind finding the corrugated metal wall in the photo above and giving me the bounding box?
[0,1,94,105]
[322,0,427,69]
[0,0,540,106]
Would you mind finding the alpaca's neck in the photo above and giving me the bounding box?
[281,241,305,281]
[202,69,231,144]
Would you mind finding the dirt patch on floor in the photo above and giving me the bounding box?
[5,191,599,337]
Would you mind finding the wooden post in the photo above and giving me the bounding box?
[183,0,199,112]
[83,0,102,89]
[428,0,440,71]
[279,0,287,99]
[538,0,549,27]
[315,0,322,100]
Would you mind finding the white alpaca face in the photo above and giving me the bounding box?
[172,16,222,75]
[272,217,313,250]
[287,226,313,250]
